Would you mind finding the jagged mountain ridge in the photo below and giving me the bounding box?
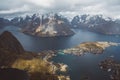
[10,13,74,37]
[71,14,120,35]
[0,13,74,37]
[1,13,120,35]
[21,13,74,37]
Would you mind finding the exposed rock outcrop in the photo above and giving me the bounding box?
[21,13,74,37]
[0,13,74,37]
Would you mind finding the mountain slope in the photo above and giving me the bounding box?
[21,13,74,37]
[0,31,24,54]
[0,31,70,80]
[0,31,25,66]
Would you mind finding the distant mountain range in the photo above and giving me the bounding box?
[71,14,120,35]
[0,18,11,28]
[0,13,120,35]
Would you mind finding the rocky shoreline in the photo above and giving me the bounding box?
[0,31,70,80]
[0,31,120,80]
[22,30,74,37]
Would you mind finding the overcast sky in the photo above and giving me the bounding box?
[0,0,120,19]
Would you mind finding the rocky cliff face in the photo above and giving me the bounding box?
[21,13,74,37]
[0,13,74,37]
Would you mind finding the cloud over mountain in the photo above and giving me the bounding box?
[0,0,120,18]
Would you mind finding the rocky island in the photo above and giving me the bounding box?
[0,31,70,80]
[63,42,119,56]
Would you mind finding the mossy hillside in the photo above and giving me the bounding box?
[12,58,56,74]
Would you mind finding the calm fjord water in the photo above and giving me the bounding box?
[0,26,120,80]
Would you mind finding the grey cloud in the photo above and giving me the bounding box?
[0,0,25,10]
[0,0,120,18]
